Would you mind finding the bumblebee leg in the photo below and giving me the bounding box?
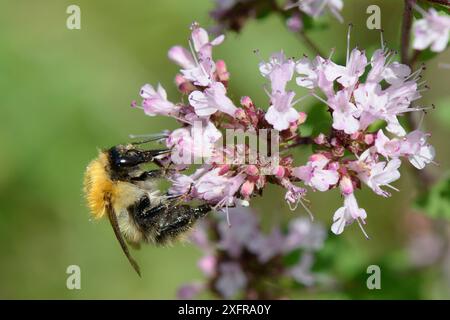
[131,169,164,181]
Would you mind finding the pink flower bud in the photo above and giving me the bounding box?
[234,108,246,120]
[364,133,374,145]
[240,180,255,198]
[331,137,339,147]
[314,133,326,145]
[297,112,307,124]
[130,100,137,108]
[216,60,229,81]
[198,255,216,277]
[286,15,303,33]
[339,176,354,195]
[218,164,230,175]
[350,132,361,140]
[273,166,285,178]
[309,153,328,163]
[328,161,340,171]
[246,165,259,176]
[240,96,253,109]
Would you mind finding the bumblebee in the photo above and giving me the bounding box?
[83,143,211,276]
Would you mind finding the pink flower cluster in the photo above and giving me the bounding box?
[286,0,344,23]
[413,6,450,53]
[177,207,326,299]
[133,23,436,237]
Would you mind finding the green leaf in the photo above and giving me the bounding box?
[416,48,440,62]
[299,102,332,137]
[301,14,330,32]
[414,173,450,219]
[283,249,301,266]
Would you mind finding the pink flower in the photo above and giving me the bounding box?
[287,252,316,286]
[296,56,334,97]
[375,129,402,158]
[399,130,435,169]
[353,82,397,133]
[349,150,401,197]
[248,228,285,263]
[169,23,225,86]
[189,82,238,117]
[139,84,179,116]
[324,48,367,88]
[284,218,326,252]
[328,89,361,134]
[331,193,367,235]
[374,129,435,170]
[217,208,259,257]
[286,14,303,32]
[413,7,450,53]
[215,262,247,298]
[265,91,300,131]
[367,49,411,85]
[283,180,307,209]
[259,51,295,94]
[168,46,195,69]
[293,154,339,192]
[288,0,344,23]
[168,173,194,197]
[198,255,216,277]
[167,121,222,165]
[195,169,246,207]
[384,81,421,136]
[176,282,205,299]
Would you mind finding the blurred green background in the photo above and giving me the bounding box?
[0,0,449,299]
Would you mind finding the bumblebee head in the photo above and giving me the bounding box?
[108,145,169,171]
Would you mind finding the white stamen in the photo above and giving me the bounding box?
[299,198,315,221]
[385,184,400,192]
[188,39,199,66]
[291,93,311,107]
[346,23,353,65]
[357,218,370,240]
[284,1,301,10]
[412,3,428,16]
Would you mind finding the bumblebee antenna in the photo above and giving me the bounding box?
[130,133,168,146]
[106,201,141,277]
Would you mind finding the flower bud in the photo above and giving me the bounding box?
[309,153,328,163]
[364,133,375,145]
[314,133,327,145]
[234,108,246,120]
[218,164,230,175]
[216,60,229,82]
[298,111,307,124]
[286,14,303,33]
[273,165,285,178]
[240,180,255,198]
[339,176,354,195]
[328,161,340,171]
[240,96,253,109]
[246,165,259,176]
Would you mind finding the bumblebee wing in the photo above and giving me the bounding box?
[105,199,141,277]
